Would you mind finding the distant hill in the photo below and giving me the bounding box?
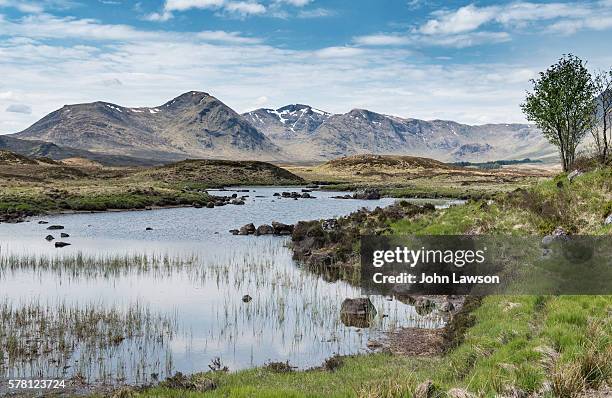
[12,91,283,162]
[132,159,304,186]
[0,135,160,166]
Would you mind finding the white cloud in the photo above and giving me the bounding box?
[151,0,266,20]
[297,7,333,18]
[314,46,365,59]
[354,34,412,46]
[165,0,225,11]
[418,1,612,36]
[6,104,32,114]
[223,1,266,16]
[276,0,311,6]
[420,4,497,35]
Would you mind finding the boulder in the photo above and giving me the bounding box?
[47,225,64,230]
[447,388,475,398]
[605,214,612,225]
[340,298,376,317]
[54,242,71,248]
[60,233,70,238]
[272,221,294,235]
[193,203,202,208]
[414,297,435,315]
[231,199,245,205]
[340,298,377,328]
[438,300,455,312]
[146,227,153,231]
[542,226,568,246]
[45,235,55,241]
[273,193,281,197]
[238,223,256,235]
[568,169,583,182]
[229,229,239,235]
[206,202,215,208]
[414,380,440,398]
[255,224,274,236]
[242,294,252,302]
[353,189,381,200]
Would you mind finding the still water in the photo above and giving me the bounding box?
[0,188,448,385]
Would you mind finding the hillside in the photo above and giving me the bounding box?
[0,135,160,166]
[12,91,283,162]
[132,159,304,186]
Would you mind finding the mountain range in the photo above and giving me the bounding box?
[4,91,557,164]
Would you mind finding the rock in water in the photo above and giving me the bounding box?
[38,220,49,224]
[47,225,64,230]
[146,227,153,231]
[340,298,377,327]
[255,224,274,236]
[54,242,71,248]
[353,188,381,200]
[238,223,256,235]
[242,295,252,302]
[45,235,55,241]
[60,233,70,238]
[271,221,294,235]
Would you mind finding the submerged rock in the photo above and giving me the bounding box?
[38,220,49,224]
[340,298,377,327]
[47,225,64,230]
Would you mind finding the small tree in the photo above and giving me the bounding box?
[521,54,596,171]
[591,69,612,163]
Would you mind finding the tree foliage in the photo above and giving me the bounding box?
[592,69,612,163]
[521,54,596,171]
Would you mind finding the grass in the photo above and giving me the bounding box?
[120,167,612,397]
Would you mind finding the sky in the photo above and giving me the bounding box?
[0,0,611,133]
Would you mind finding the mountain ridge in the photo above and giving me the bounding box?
[9,91,556,164]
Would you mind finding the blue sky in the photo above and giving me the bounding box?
[1,0,611,133]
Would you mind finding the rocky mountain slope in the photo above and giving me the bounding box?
[12,91,282,162]
[245,106,556,162]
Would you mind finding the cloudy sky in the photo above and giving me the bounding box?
[0,0,611,133]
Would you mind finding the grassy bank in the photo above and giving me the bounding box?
[122,167,611,398]
[287,154,551,200]
[0,156,304,221]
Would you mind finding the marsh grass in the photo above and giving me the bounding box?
[0,299,178,384]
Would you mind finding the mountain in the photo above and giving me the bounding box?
[12,91,282,162]
[9,91,555,164]
[0,135,160,166]
[244,106,556,162]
